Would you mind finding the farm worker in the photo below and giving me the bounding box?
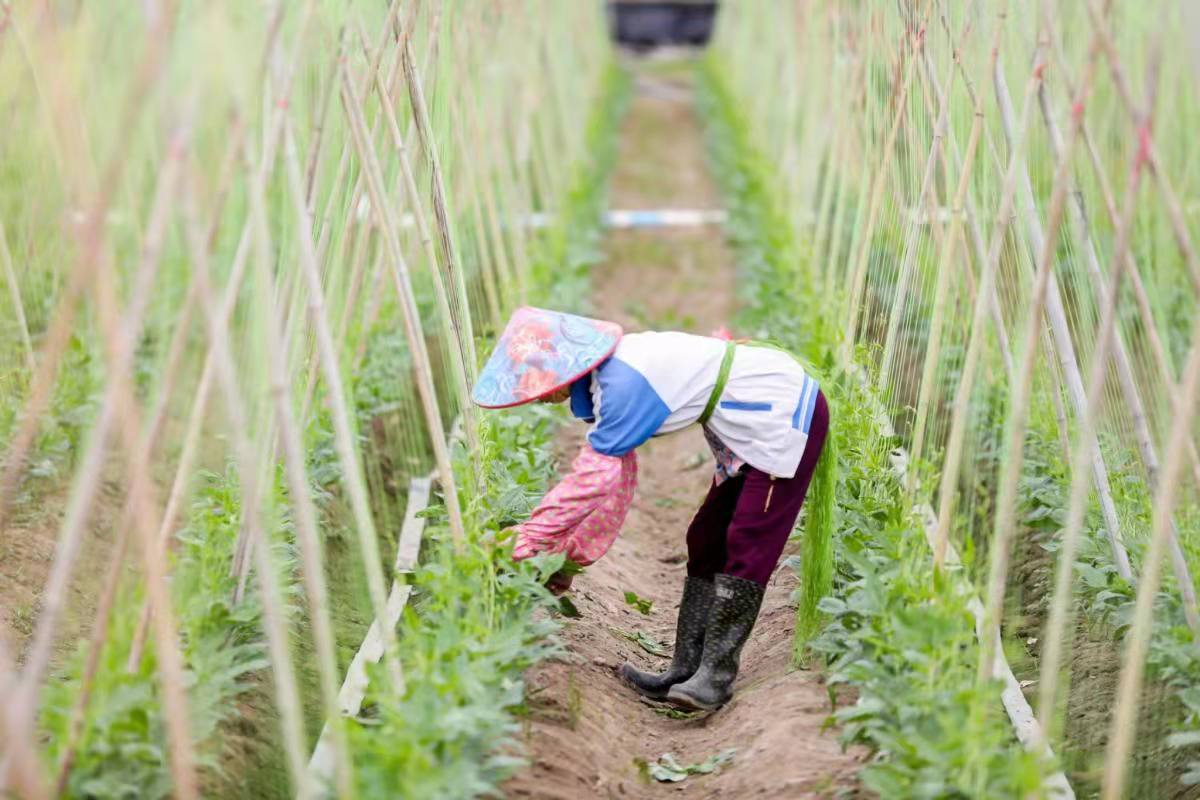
[472,306,833,711]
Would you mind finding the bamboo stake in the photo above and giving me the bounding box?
[977,28,1105,696]
[841,13,924,367]
[1035,51,1158,738]
[231,134,355,797]
[0,635,49,800]
[1042,22,1200,490]
[338,59,467,551]
[1101,320,1200,799]
[989,53,1135,581]
[180,170,315,798]
[353,19,481,443]
[399,20,480,380]
[0,220,35,374]
[0,0,177,534]
[1032,41,1200,632]
[52,122,187,790]
[2,133,199,800]
[907,95,984,494]
[1081,0,1200,297]
[932,37,1040,571]
[281,115,409,695]
[879,19,965,383]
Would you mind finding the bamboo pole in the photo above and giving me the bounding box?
[879,19,965,384]
[1031,38,1200,632]
[907,96,984,494]
[353,18,484,440]
[338,57,467,551]
[841,9,925,367]
[233,134,355,797]
[1042,18,1200,491]
[2,129,200,800]
[0,220,35,374]
[1035,50,1159,738]
[180,163,314,798]
[281,116,408,693]
[398,22,483,468]
[52,122,187,790]
[0,635,49,800]
[1101,320,1200,799]
[932,34,1040,570]
[989,58,1134,581]
[0,0,178,534]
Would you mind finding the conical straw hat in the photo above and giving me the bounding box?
[472,306,623,409]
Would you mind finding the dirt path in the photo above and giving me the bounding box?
[504,61,863,800]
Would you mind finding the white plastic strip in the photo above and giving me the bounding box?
[306,472,434,792]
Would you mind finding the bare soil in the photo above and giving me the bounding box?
[0,474,117,664]
[502,61,864,800]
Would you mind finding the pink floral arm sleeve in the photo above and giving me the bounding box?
[513,444,637,566]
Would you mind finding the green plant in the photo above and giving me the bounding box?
[623,590,653,615]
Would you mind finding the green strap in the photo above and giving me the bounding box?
[699,341,736,427]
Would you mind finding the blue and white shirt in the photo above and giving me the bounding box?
[568,331,821,479]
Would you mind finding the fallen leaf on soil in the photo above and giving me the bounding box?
[623,590,653,615]
[635,749,737,783]
[651,706,702,720]
[609,626,669,657]
[557,596,582,618]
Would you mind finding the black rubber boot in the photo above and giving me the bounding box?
[665,573,765,711]
[619,576,715,699]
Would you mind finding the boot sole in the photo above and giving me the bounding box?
[665,687,724,711]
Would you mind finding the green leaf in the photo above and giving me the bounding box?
[609,626,669,657]
[641,750,736,783]
[557,596,582,618]
[623,590,653,615]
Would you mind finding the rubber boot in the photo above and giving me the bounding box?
[619,576,715,699]
[665,573,765,711]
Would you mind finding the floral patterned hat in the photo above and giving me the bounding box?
[472,306,623,408]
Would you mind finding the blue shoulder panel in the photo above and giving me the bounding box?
[587,358,670,456]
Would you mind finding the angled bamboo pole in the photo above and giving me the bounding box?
[1032,39,1200,632]
[932,32,1040,570]
[2,127,199,800]
[841,7,926,366]
[180,158,318,799]
[908,93,984,493]
[235,134,355,798]
[1101,321,1200,799]
[281,116,408,693]
[0,0,178,533]
[1035,51,1159,738]
[1081,0,1200,297]
[1043,11,1200,491]
[72,189,200,800]
[879,19,965,383]
[977,18,1109,693]
[989,56,1133,582]
[52,122,187,789]
[338,57,467,551]
[399,17,481,398]
[0,635,49,800]
[353,18,485,439]
[0,220,35,374]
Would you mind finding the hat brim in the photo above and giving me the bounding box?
[474,338,619,409]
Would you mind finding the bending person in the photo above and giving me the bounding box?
[472,306,832,711]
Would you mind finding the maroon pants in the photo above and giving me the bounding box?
[686,392,829,587]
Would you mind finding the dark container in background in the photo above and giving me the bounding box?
[607,1,720,51]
